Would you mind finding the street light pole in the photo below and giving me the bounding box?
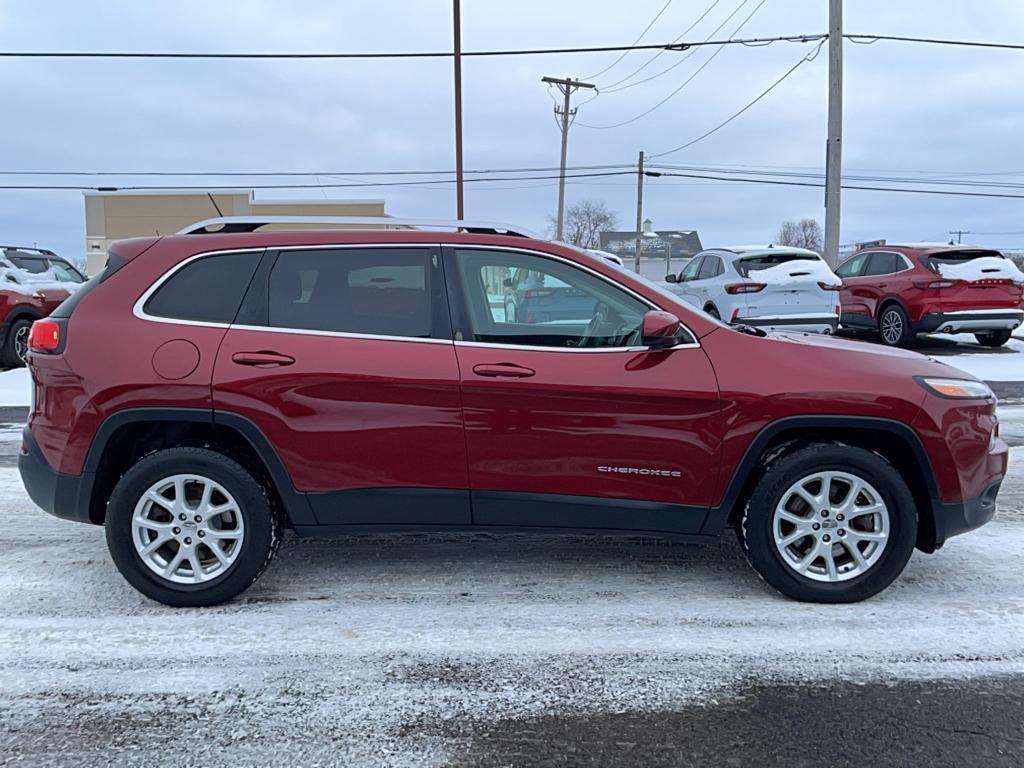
[453,0,465,220]
[822,0,843,267]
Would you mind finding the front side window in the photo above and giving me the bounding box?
[268,248,434,338]
[835,252,869,278]
[698,255,722,280]
[144,251,261,324]
[677,256,704,282]
[456,249,650,348]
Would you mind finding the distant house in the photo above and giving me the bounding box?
[599,229,702,261]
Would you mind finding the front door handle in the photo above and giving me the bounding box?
[472,363,536,378]
[231,351,296,367]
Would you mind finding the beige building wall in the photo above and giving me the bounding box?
[84,190,388,275]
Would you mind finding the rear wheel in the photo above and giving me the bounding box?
[878,304,913,347]
[105,447,282,607]
[2,318,33,367]
[738,443,916,603]
[974,329,1012,347]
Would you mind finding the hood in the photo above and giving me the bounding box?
[758,329,975,380]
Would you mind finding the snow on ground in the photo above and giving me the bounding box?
[0,366,30,407]
[931,335,1024,381]
[2,446,1024,765]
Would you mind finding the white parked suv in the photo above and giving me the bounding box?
[665,246,841,334]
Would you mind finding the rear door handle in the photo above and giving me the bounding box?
[472,363,536,378]
[231,351,296,367]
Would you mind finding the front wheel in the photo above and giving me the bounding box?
[105,447,282,607]
[737,443,916,603]
[975,329,1012,347]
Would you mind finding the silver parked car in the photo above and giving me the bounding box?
[665,246,842,334]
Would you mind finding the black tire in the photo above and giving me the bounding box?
[2,317,33,367]
[739,443,916,603]
[105,447,282,607]
[877,303,913,347]
[704,304,721,321]
[974,329,1012,347]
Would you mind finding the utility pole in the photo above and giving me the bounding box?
[822,0,843,268]
[542,75,595,241]
[453,0,465,220]
[634,151,645,273]
[949,230,970,244]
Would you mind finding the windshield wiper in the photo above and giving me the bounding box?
[733,323,767,337]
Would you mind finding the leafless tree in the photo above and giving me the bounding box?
[776,218,824,253]
[548,200,619,248]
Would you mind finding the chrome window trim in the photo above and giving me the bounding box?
[133,241,701,350]
[448,243,700,349]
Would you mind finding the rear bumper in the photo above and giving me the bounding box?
[916,309,1024,334]
[929,478,1001,551]
[18,428,93,524]
[733,313,839,334]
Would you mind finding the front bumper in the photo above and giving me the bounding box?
[733,313,839,335]
[917,309,1024,334]
[18,428,94,524]
[928,478,1001,551]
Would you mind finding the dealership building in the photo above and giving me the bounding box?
[84,190,389,275]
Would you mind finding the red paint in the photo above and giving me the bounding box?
[23,230,1007,527]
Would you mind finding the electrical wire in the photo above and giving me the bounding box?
[0,170,638,191]
[651,38,825,157]
[844,34,1024,52]
[583,0,673,80]
[0,163,638,177]
[601,0,759,94]
[597,0,727,90]
[654,170,1024,199]
[576,0,769,129]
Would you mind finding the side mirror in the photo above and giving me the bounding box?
[664,273,679,283]
[641,310,682,349]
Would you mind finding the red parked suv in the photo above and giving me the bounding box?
[836,243,1024,347]
[19,218,1007,606]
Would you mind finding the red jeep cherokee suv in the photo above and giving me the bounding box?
[836,244,1024,347]
[18,219,1007,606]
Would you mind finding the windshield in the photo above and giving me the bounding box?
[737,253,819,278]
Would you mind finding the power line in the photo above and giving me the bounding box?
[0,163,637,177]
[654,170,1024,199]
[651,39,825,157]
[577,0,769,129]
[0,170,637,191]
[583,0,673,80]
[598,0,725,90]
[844,34,1024,52]
[601,0,756,94]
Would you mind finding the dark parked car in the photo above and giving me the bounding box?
[836,244,1024,347]
[20,218,1006,607]
[502,265,596,324]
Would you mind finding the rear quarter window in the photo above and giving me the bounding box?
[143,251,262,324]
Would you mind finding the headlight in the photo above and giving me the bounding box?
[915,376,994,400]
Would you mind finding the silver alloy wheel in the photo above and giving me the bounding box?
[13,324,29,362]
[772,470,890,583]
[131,474,245,585]
[880,309,903,345]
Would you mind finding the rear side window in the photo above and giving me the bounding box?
[697,255,722,279]
[863,251,902,276]
[144,251,261,324]
[268,248,435,338]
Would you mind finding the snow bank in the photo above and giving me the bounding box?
[0,367,31,406]
[937,256,1024,283]
[747,258,841,288]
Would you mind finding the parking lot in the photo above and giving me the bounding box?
[2,334,1024,766]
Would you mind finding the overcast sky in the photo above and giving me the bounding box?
[1,0,1023,261]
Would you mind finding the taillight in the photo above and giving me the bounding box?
[725,283,766,294]
[28,318,65,354]
[818,282,841,291]
[912,278,961,289]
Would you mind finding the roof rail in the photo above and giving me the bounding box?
[177,216,542,239]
